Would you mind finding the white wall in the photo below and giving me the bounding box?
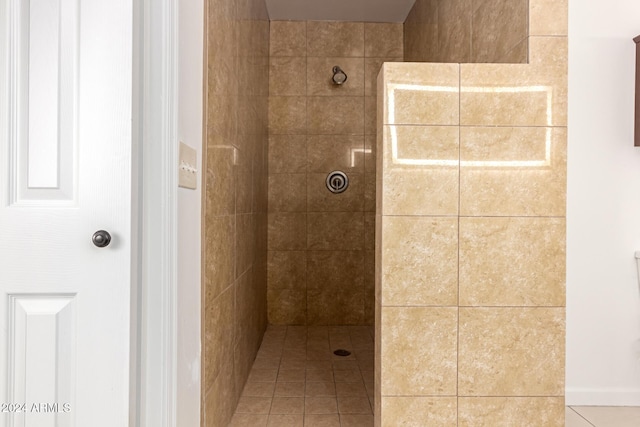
[567,0,640,406]
[177,0,203,423]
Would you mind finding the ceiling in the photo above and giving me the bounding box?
[265,0,416,23]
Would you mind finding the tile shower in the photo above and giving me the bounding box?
[202,0,270,425]
[376,0,567,425]
[203,0,567,425]
[267,21,403,326]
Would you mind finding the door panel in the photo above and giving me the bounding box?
[9,295,76,426]
[11,0,78,202]
[0,0,133,425]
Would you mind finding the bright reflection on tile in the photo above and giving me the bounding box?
[209,144,239,165]
[350,148,372,168]
[460,126,566,216]
[381,126,459,215]
[460,129,552,168]
[462,85,553,125]
[387,83,459,127]
[387,84,555,168]
[388,124,458,167]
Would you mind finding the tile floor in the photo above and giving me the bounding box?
[230,325,374,427]
[230,325,640,427]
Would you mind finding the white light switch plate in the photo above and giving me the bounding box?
[178,142,198,189]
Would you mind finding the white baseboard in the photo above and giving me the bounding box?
[566,388,640,406]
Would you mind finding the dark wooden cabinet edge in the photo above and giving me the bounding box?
[634,35,640,146]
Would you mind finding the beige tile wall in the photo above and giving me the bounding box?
[202,0,270,425]
[267,21,403,326]
[404,0,529,63]
[377,0,567,425]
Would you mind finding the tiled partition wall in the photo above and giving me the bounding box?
[267,21,402,325]
[375,0,567,425]
[202,0,270,425]
[404,0,529,63]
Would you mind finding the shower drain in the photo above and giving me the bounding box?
[326,171,349,194]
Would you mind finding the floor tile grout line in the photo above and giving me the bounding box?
[238,326,374,424]
[568,406,597,427]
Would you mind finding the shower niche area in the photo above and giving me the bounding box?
[202,0,567,425]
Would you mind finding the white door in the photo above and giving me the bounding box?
[0,0,133,426]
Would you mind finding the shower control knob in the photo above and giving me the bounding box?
[92,230,112,248]
[326,171,349,194]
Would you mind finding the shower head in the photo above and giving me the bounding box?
[332,66,348,85]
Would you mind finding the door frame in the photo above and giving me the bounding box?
[135,0,179,425]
